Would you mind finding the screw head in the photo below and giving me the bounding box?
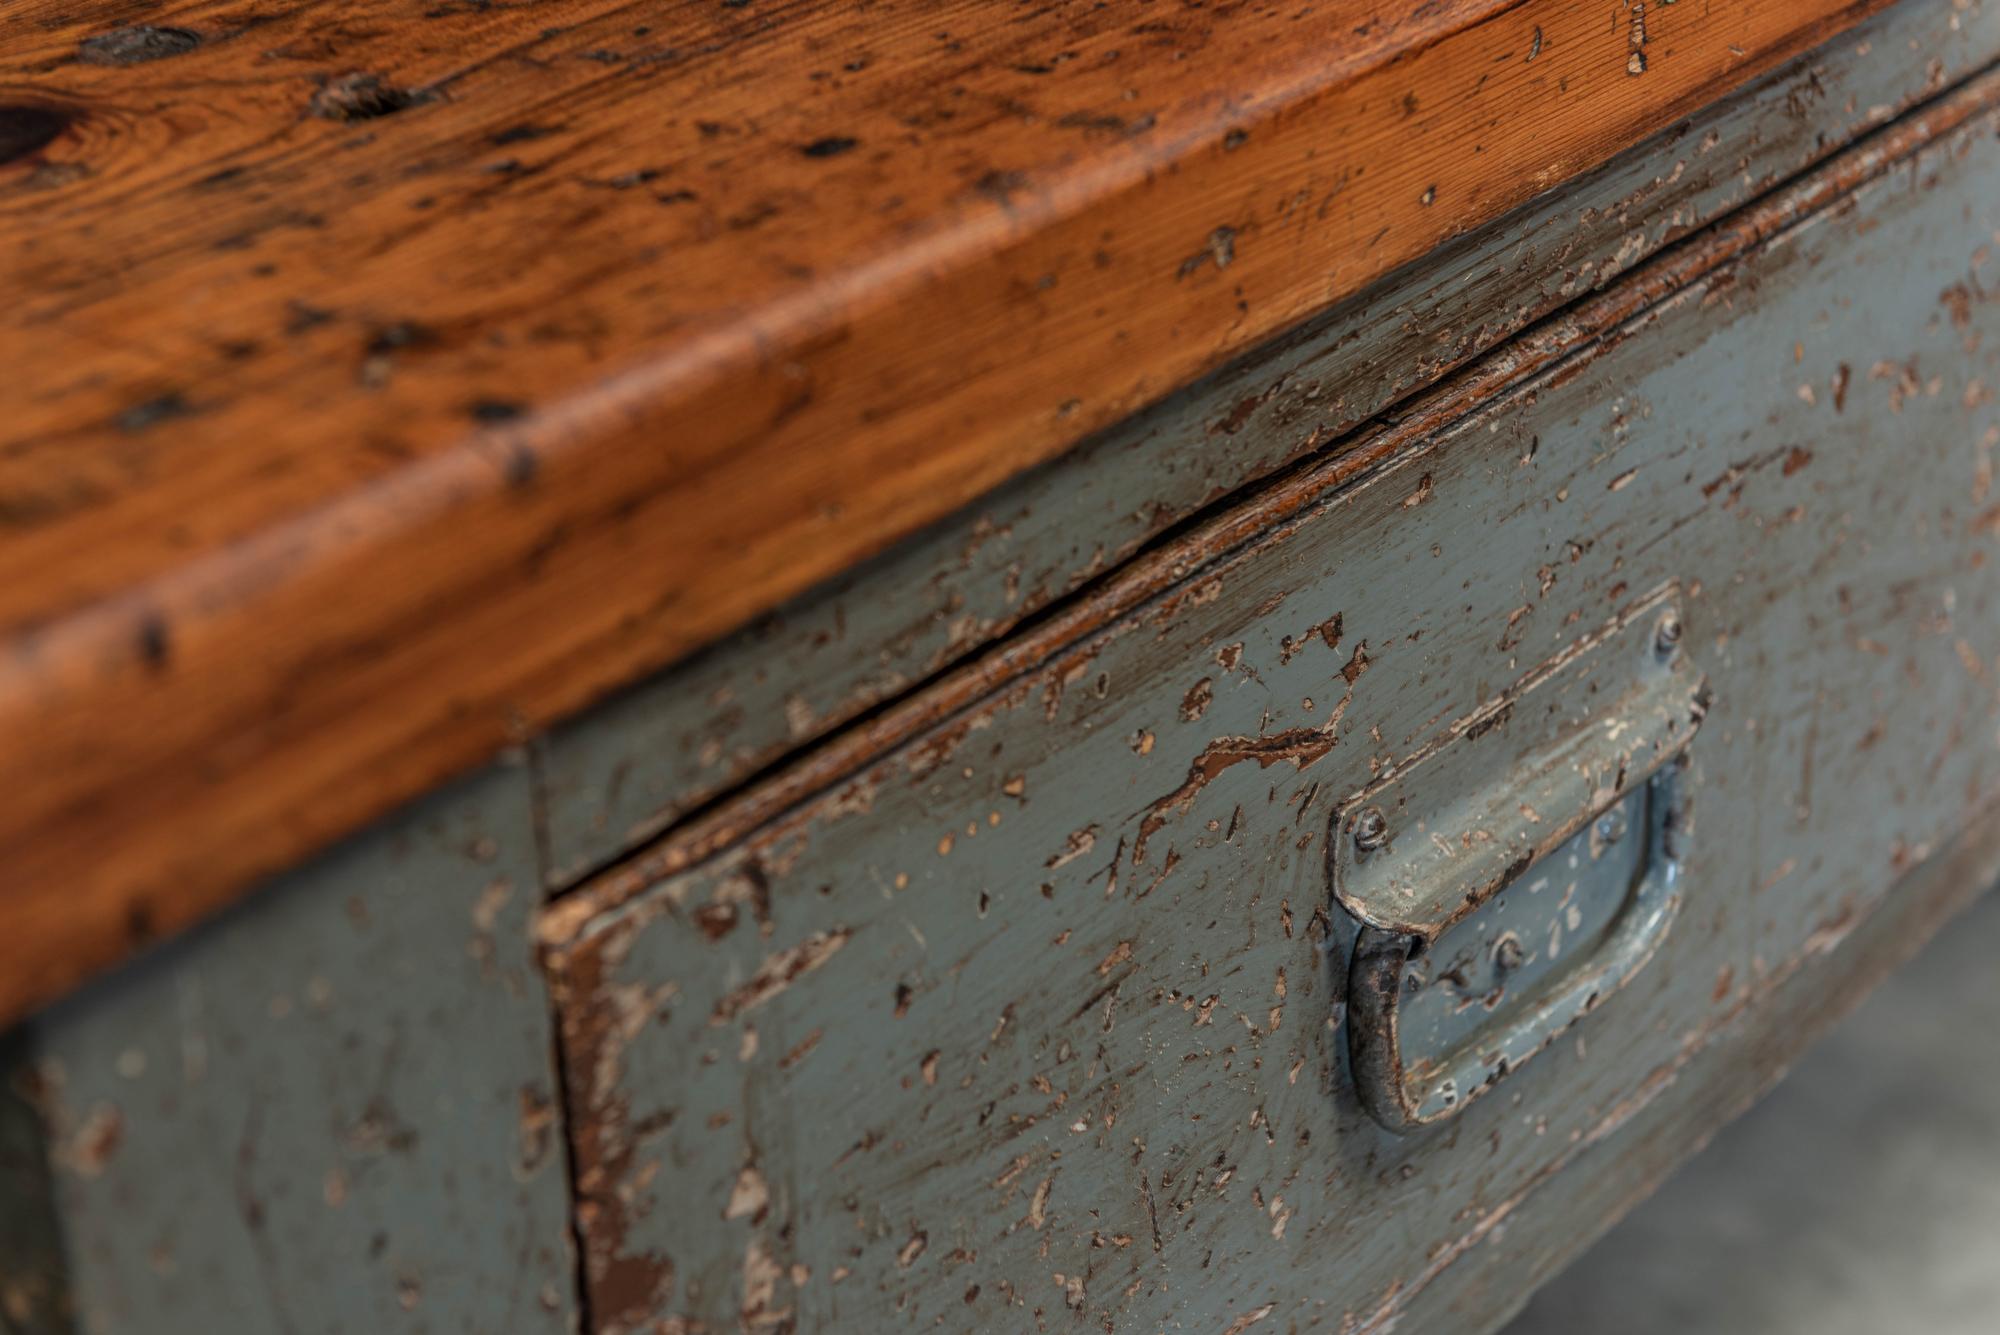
[1353,806,1390,853]
[1654,611,1684,659]
[1595,806,1629,846]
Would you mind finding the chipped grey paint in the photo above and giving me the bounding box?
[535,0,2000,887]
[545,72,2000,1335]
[2,759,575,1335]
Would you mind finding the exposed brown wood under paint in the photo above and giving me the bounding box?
[0,0,1894,1020]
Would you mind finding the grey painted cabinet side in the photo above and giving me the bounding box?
[2,758,576,1335]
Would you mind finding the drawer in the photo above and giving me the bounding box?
[543,76,2000,1335]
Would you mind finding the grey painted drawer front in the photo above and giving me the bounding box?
[546,78,2000,1335]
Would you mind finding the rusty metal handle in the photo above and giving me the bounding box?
[1346,767,1686,1131]
[1332,589,1706,1133]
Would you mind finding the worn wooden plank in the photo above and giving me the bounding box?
[541,68,2000,1333]
[2,758,575,1334]
[0,0,1903,1023]
[539,0,2000,885]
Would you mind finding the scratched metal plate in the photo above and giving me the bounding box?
[1329,592,1702,939]
[533,0,2000,888]
[545,70,2000,1335]
[1395,784,1647,1070]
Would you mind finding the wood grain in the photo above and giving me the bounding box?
[0,0,1893,1020]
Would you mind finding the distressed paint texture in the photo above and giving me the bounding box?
[0,1034,69,1334]
[544,70,2000,1334]
[537,0,2000,886]
[3,759,575,1335]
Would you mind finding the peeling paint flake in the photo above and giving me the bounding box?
[710,927,854,1023]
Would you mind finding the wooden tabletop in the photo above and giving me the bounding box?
[1,0,1889,1021]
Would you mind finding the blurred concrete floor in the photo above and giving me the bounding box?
[1503,887,2000,1335]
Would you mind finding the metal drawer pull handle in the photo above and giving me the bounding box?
[1332,587,1707,1131]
